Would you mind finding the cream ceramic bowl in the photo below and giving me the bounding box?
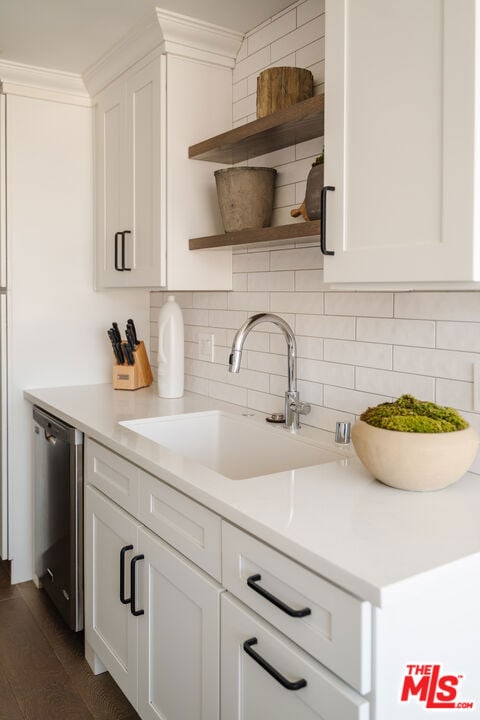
[351,420,479,491]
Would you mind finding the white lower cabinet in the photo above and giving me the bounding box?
[85,484,222,719]
[137,526,222,720]
[221,594,369,720]
[84,439,371,720]
[85,485,141,706]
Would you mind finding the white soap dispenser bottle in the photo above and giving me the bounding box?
[157,295,184,398]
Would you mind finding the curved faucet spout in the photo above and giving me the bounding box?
[229,313,297,393]
[229,313,309,431]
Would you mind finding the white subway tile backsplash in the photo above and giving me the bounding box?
[295,269,324,291]
[394,346,479,381]
[324,386,391,415]
[185,374,209,396]
[276,157,317,186]
[295,137,324,161]
[228,291,269,311]
[232,273,248,291]
[357,317,435,347]
[296,38,325,69]
[148,1,480,434]
[325,292,393,318]
[436,322,480,353]
[304,404,356,434]
[270,291,324,314]
[298,358,354,388]
[233,93,257,121]
[271,246,324,270]
[297,0,325,26]
[395,292,480,321]
[227,328,270,352]
[193,292,228,309]
[233,252,270,273]
[436,379,474,413]
[228,367,270,392]
[271,15,324,62]
[233,46,270,82]
[296,314,355,340]
[209,309,247,329]
[208,380,247,406]
[248,350,288,376]
[274,184,296,208]
[355,368,435,400]
[324,339,393,370]
[247,10,296,54]
[248,270,294,292]
[247,389,284,415]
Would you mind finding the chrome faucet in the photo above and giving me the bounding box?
[229,313,311,432]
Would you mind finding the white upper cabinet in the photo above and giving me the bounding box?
[324,0,479,284]
[88,9,243,290]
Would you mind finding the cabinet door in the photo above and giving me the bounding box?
[94,79,129,288]
[123,57,165,287]
[221,595,369,720]
[85,485,141,707]
[138,526,222,720]
[324,0,477,283]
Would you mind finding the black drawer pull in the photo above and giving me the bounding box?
[114,231,123,271]
[122,230,132,271]
[243,637,307,691]
[130,554,144,616]
[119,544,133,604]
[320,185,335,256]
[247,574,311,618]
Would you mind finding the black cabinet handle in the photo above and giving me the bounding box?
[119,544,133,604]
[320,186,335,256]
[122,230,132,271]
[114,231,123,271]
[247,574,311,618]
[130,554,144,616]
[243,637,307,691]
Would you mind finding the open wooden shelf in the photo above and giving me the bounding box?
[189,94,324,164]
[189,220,320,250]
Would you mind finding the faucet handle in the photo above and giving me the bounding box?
[289,399,311,416]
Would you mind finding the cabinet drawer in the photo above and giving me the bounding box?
[85,439,139,516]
[139,470,221,581]
[222,522,371,694]
[221,594,369,720]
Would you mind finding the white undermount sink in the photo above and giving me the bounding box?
[119,411,341,480]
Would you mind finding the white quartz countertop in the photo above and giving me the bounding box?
[25,383,480,607]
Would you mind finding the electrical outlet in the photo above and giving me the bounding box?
[474,363,480,411]
[198,332,215,362]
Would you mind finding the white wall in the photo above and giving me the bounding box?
[150,0,480,476]
[6,94,150,582]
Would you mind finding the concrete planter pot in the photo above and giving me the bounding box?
[351,419,479,491]
[214,167,276,232]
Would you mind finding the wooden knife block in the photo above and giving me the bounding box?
[112,341,153,391]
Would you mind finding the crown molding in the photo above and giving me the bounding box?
[0,60,90,106]
[83,9,243,98]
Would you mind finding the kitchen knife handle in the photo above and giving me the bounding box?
[114,232,123,271]
[128,319,139,345]
[122,231,132,271]
[130,554,144,616]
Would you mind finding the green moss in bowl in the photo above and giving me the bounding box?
[360,394,469,433]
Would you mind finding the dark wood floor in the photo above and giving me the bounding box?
[0,559,140,720]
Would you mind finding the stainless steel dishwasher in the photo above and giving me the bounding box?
[33,406,84,631]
